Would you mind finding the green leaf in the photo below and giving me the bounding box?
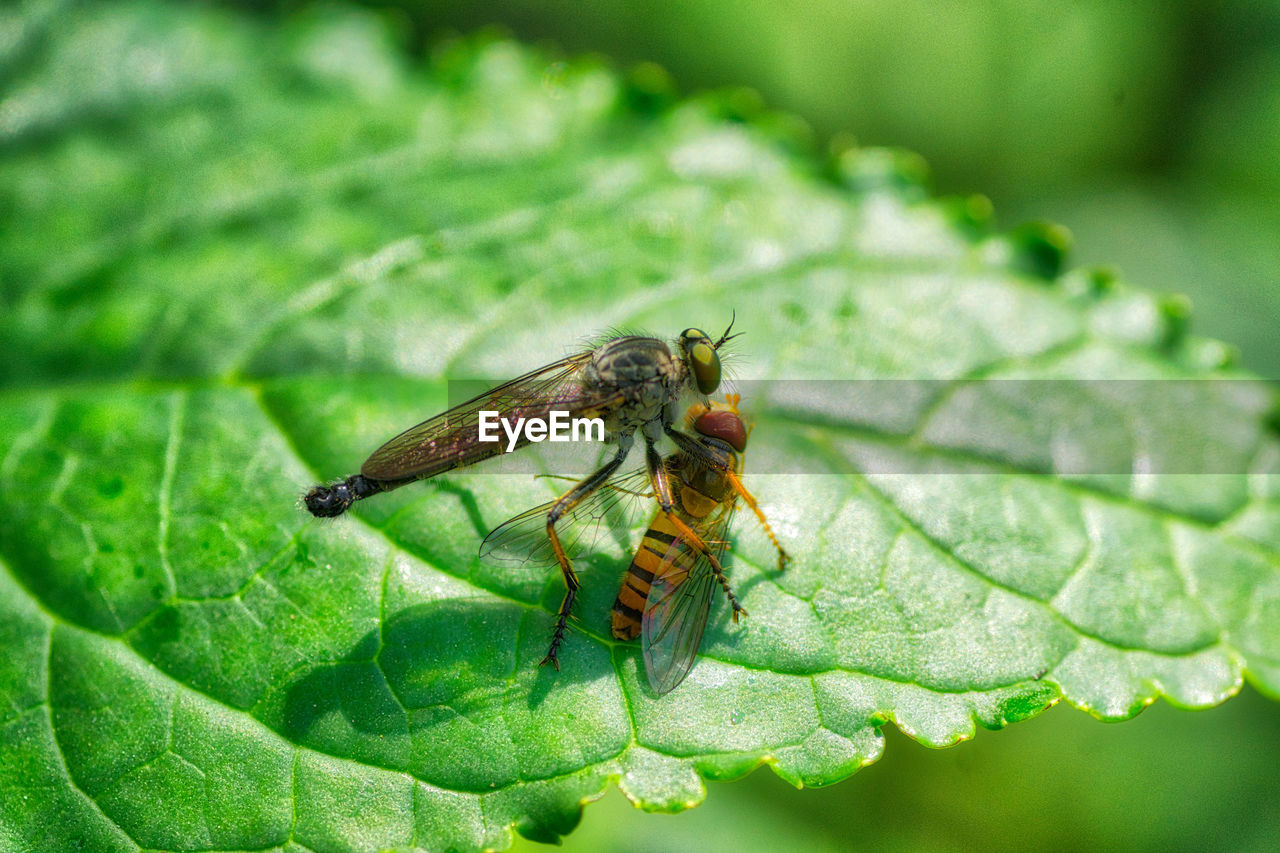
[2,2,1278,851]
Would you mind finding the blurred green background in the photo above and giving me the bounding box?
[299,0,1280,383]
[261,1,1280,849]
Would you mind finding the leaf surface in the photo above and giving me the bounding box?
[1,2,1278,850]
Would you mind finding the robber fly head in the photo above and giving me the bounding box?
[678,314,738,396]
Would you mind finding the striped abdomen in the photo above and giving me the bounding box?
[611,485,721,640]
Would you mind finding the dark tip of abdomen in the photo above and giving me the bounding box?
[303,474,385,518]
[304,484,351,517]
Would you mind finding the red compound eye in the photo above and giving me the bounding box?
[693,409,747,452]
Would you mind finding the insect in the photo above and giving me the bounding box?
[612,395,788,693]
[482,395,789,689]
[303,321,740,667]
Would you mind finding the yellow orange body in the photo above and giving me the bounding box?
[611,451,739,640]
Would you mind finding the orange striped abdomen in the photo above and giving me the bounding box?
[611,513,697,640]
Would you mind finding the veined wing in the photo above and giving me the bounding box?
[479,468,654,573]
[641,503,737,695]
[361,350,621,480]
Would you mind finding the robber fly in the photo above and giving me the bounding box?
[303,321,739,667]
[482,395,788,689]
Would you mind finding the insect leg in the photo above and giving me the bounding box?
[540,438,633,669]
[663,424,732,474]
[723,470,790,571]
[643,439,747,621]
[536,473,652,498]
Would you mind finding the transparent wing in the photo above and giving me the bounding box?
[361,350,624,480]
[479,468,653,573]
[641,504,737,695]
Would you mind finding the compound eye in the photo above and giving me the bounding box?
[680,327,707,342]
[688,340,721,394]
[693,409,747,452]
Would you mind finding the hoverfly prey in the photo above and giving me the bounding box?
[482,395,788,686]
[613,395,788,693]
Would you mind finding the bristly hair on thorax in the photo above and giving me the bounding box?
[575,324,651,352]
[568,318,743,393]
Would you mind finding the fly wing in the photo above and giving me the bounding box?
[641,505,737,695]
[479,469,653,573]
[361,351,620,480]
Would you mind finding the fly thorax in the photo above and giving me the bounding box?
[679,484,720,519]
[590,336,673,384]
[587,336,681,430]
[683,445,735,495]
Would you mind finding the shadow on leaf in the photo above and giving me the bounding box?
[275,598,620,790]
